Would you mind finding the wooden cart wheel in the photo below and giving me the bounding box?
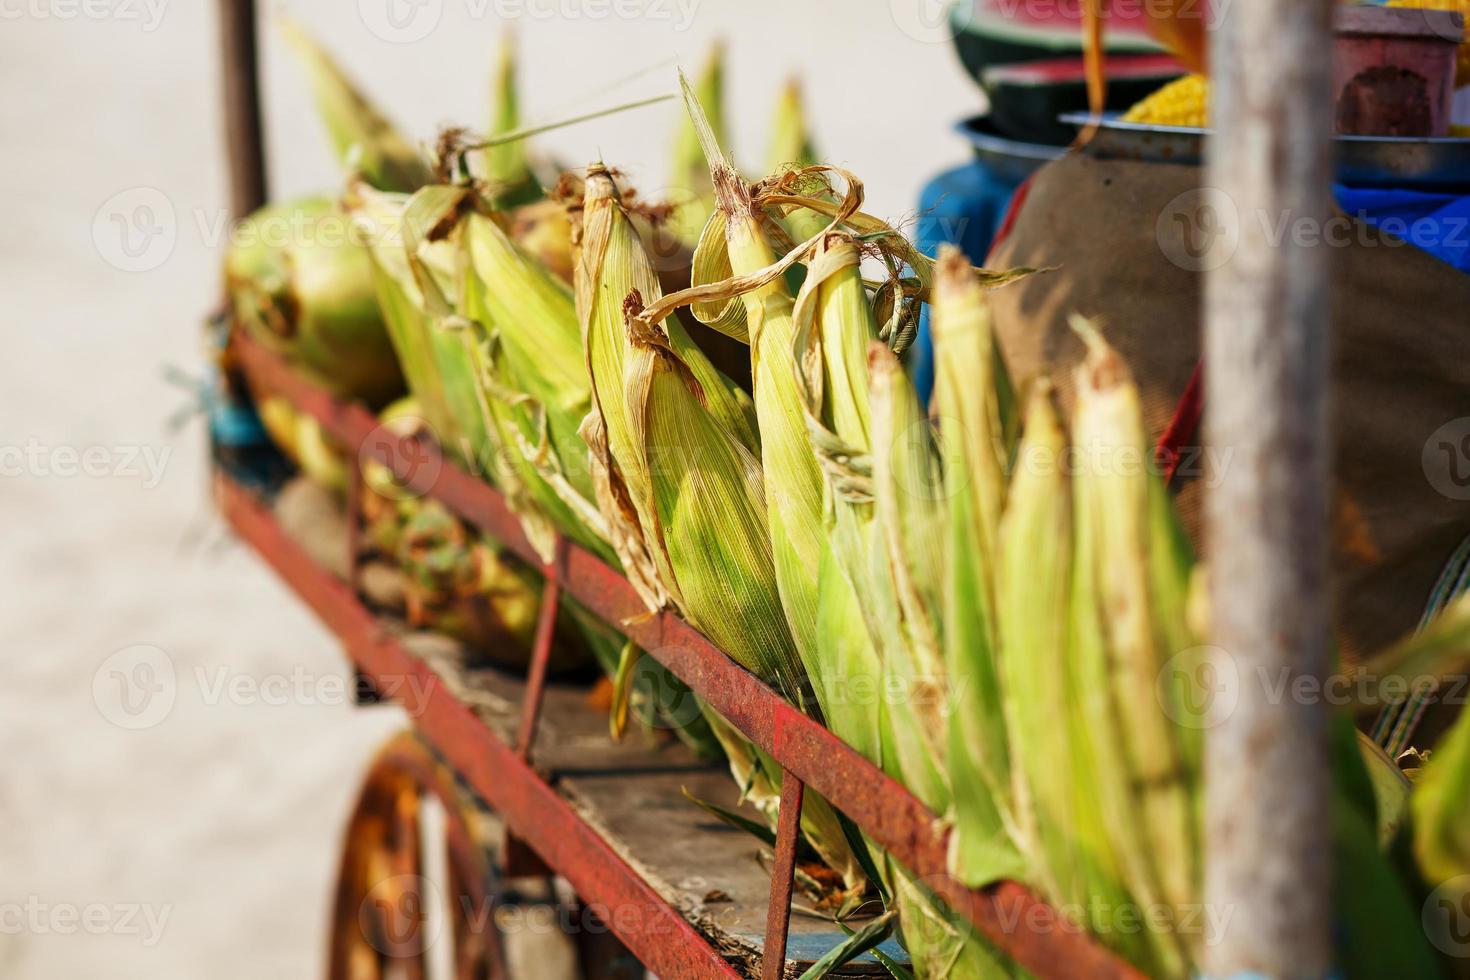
[328,731,505,980]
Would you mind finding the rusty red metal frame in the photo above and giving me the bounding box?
[761,771,803,980]
[231,332,1141,980]
[219,472,740,980]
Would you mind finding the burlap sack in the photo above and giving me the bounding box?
[988,152,1470,666]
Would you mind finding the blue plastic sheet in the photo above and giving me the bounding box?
[1334,185,1470,275]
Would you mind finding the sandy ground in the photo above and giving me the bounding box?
[1,3,983,976]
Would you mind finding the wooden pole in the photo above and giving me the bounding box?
[1203,0,1337,975]
[217,0,268,220]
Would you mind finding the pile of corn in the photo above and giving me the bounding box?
[1122,73,1209,128]
[227,22,1470,979]
[1124,0,1470,129]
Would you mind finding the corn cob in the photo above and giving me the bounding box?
[790,234,884,751]
[868,342,1020,978]
[622,289,865,886]
[509,198,574,284]
[868,339,949,783]
[929,247,1024,887]
[669,43,728,245]
[678,75,828,697]
[255,395,349,492]
[481,31,544,208]
[461,209,600,511]
[345,184,488,468]
[622,295,807,705]
[576,164,757,607]
[1414,700,1470,885]
[1122,74,1209,128]
[279,17,429,193]
[995,381,1076,903]
[1068,322,1194,975]
[582,164,867,890]
[765,78,818,174]
[228,195,405,409]
[449,202,613,565]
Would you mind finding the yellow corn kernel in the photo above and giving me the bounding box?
[1122,73,1210,128]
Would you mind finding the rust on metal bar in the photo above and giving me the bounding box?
[217,473,742,980]
[761,770,804,980]
[515,537,564,763]
[230,331,1142,980]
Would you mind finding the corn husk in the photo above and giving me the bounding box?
[929,250,1023,888]
[678,72,828,698]
[480,32,543,208]
[669,43,727,245]
[791,235,884,756]
[868,342,1018,978]
[509,198,574,284]
[1414,701,1470,885]
[256,395,349,493]
[450,199,613,565]
[576,164,758,608]
[1066,322,1194,975]
[279,17,429,193]
[622,293,863,885]
[345,184,488,466]
[579,166,867,889]
[228,195,405,408]
[622,297,806,703]
[765,78,818,174]
[995,382,1077,901]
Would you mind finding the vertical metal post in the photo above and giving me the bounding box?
[515,537,565,763]
[1203,0,1337,975]
[217,0,268,219]
[345,466,363,595]
[761,770,803,980]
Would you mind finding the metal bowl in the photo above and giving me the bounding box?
[1058,112,1470,189]
[953,114,1066,183]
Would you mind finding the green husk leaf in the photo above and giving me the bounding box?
[680,787,779,847]
[279,17,430,193]
[481,31,543,208]
[1413,703,1470,885]
[797,911,897,980]
[930,247,1022,887]
[766,77,819,174]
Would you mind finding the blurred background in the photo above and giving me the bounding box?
[0,2,985,976]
